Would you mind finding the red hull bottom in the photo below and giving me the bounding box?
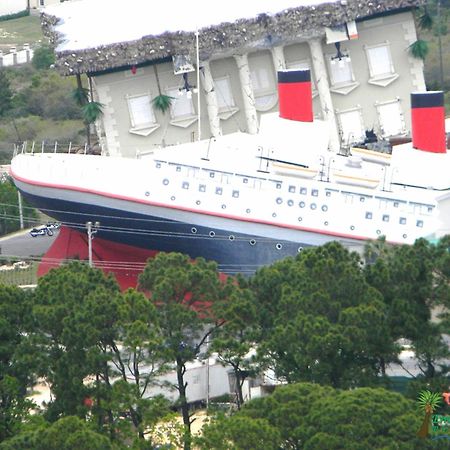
[38,226,158,290]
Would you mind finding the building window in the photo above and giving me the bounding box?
[126,94,159,136]
[336,107,365,145]
[327,50,359,95]
[375,99,406,137]
[214,76,239,120]
[166,87,197,128]
[364,42,398,87]
[249,53,277,111]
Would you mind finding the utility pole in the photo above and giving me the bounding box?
[86,221,100,267]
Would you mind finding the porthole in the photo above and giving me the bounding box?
[298,246,304,252]
[210,172,215,178]
[163,178,169,185]
[324,221,329,226]
[310,203,317,210]
[243,178,248,184]
[360,197,365,202]
[276,183,282,189]
[221,204,226,209]
[311,189,318,197]
[287,199,294,206]
[382,214,389,222]
[176,166,181,172]
[156,162,161,169]
[376,229,381,235]
[246,208,251,214]
[229,235,235,241]
[326,191,331,197]
[403,234,407,239]
[199,184,206,192]
[232,190,239,198]
[276,197,283,204]
[191,227,197,234]
[182,181,189,189]
[321,205,328,212]
[170,196,176,201]
[249,239,256,246]
[350,225,355,230]
[417,220,424,228]
[366,212,373,220]
[145,191,150,197]
[272,213,277,218]
[276,243,282,250]
[299,201,305,208]
[196,200,201,205]
[209,231,216,237]
[298,217,303,222]
[215,187,222,195]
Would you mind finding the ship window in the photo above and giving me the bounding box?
[209,231,216,237]
[360,197,365,202]
[427,206,433,213]
[199,184,206,192]
[299,201,306,208]
[324,221,329,226]
[221,204,226,209]
[393,201,399,208]
[417,220,424,228]
[276,197,283,204]
[170,196,175,201]
[229,235,235,241]
[310,203,317,210]
[210,172,215,178]
[366,212,373,219]
[276,243,282,250]
[182,182,189,189]
[376,229,381,235]
[215,187,222,195]
[246,208,251,213]
[300,187,307,195]
[399,217,406,225]
[163,179,169,185]
[250,239,256,245]
[176,166,181,172]
[298,217,303,222]
[287,200,294,206]
[276,183,282,189]
[191,227,197,233]
[243,178,248,184]
[326,191,332,197]
[272,213,277,218]
[232,190,239,198]
[322,205,328,212]
[311,189,319,197]
[156,162,161,168]
[382,214,390,222]
[289,185,296,193]
[350,225,355,230]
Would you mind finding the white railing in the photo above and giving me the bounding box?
[13,141,105,157]
[0,44,34,67]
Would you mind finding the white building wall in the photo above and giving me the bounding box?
[0,0,28,16]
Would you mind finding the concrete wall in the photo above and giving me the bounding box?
[94,10,425,158]
[0,0,28,16]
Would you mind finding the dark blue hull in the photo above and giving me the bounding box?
[20,190,314,274]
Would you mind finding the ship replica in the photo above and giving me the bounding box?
[10,69,449,285]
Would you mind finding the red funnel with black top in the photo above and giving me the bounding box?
[411,91,446,153]
[278,69,313,122]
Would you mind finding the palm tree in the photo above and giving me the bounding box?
[72,74,103,149]
[417,390,442,438]
[152,65,173,114]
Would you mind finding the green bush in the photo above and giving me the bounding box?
[31,46,55,70]
[0,10,29,22]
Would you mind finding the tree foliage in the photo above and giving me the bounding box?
[251,242,396,388]
[0,71,13,118]
[31,45,55,71]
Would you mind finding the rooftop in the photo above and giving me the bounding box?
[41,0,425,75]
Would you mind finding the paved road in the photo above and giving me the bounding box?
[0,228,59,258]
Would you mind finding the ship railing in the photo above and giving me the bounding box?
[13,141,105,158]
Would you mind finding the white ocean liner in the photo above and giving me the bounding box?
[10,70,450,274]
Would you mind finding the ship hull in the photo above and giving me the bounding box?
[16,178,360,274]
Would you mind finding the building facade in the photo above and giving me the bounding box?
[42,0,427,158]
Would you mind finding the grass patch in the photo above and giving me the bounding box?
[0,15,44,49]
